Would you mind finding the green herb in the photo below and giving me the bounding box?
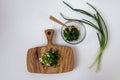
[39,48,60,68]
[61,1,108,71]
[63,25,80,41]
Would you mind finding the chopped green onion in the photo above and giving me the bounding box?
[63,25,80,41]
[39,48,60,68]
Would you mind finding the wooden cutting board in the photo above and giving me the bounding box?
[27,29,74,74]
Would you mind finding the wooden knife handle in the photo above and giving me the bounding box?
[45,29,54,45]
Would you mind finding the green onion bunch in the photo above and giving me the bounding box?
[61,1,108,71]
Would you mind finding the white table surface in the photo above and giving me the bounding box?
[0,0,120,80]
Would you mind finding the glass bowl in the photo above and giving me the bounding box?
[61,20,86,45]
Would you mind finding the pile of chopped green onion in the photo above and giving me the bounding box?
[39,48,60,67]
[63,25,80,41]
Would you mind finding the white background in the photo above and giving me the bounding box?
[0,0,120,80]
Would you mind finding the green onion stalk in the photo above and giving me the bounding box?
[61,1,108,71]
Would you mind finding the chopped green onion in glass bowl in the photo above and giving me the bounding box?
[61,20,86,45]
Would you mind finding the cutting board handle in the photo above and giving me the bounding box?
[45,29,54,46]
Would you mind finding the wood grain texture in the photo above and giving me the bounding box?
[26,29,74,73]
